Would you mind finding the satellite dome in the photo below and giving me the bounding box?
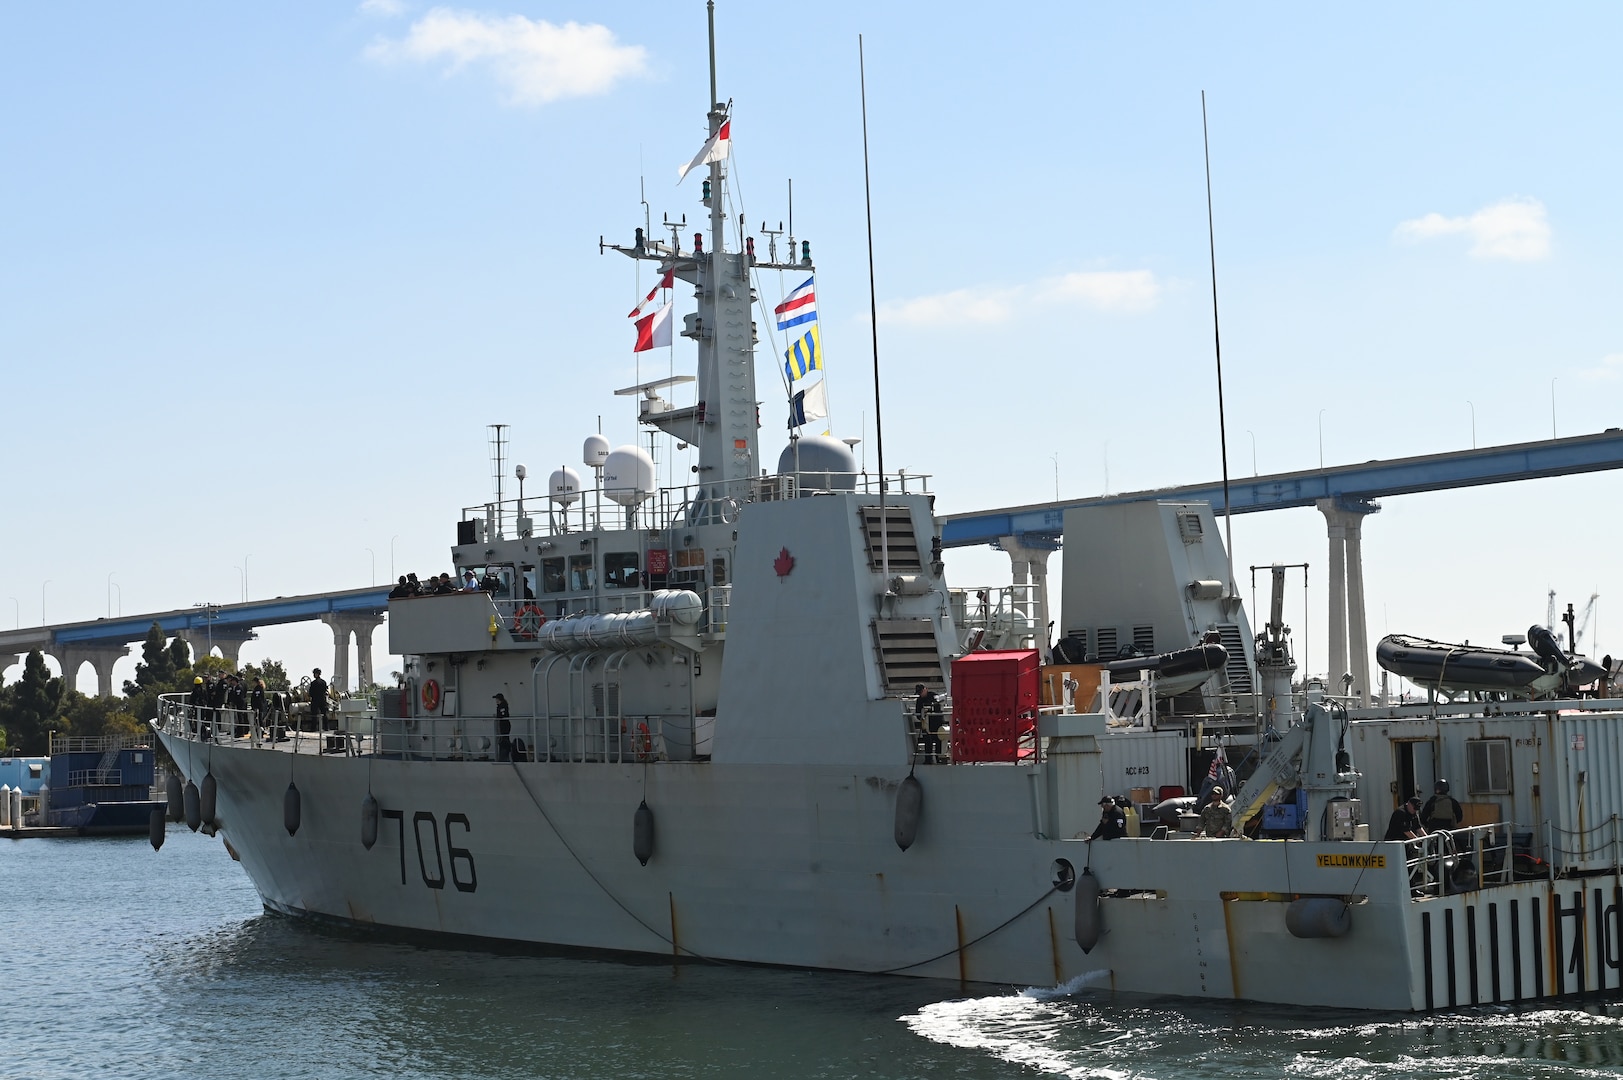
[583,433,611,469]
[777,434,858,492]
[603,445,656,506]
[549,466,582,506]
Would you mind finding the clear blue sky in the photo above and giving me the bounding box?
[3,2,1620,693]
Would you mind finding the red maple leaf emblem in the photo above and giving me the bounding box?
[774,547,796,577]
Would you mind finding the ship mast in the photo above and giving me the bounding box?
[602,3,813,524]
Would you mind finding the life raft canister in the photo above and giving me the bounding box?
[421,678,441,713]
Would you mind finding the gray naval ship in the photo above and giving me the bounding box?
[153,12,1623,1012]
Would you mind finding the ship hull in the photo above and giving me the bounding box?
[159,729,1623,1011]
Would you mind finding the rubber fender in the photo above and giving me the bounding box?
[1285,897,1352,939]
[1075,869,1103,953]
[200,772,217,827]
[633,799,656,866]
[894,774,923,851]
[166,773,184,822]
[284,782,301,837]
[183,779,201,832]
[149,806,166,851]
[360,793,379,850]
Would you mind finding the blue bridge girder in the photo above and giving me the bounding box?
[939,429,1623,549]
[0,586,390,652]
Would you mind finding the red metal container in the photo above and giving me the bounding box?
[949,649,1040,762]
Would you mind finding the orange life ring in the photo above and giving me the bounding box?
[421,678,441,713]
[636,721,653,761]
[511,604,546,640]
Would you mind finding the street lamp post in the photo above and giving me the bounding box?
[390,535,399,582]
[244,554,251,601]
[1467,400,1476,449]
[107,572,116,618]
[234,566,245,603]
[1551,378,1558,439]
[112,582,121,616]
[366,548,376,587]
[1318,409,1326,468]
[42,580,50,625]
[1246,430,1257,476]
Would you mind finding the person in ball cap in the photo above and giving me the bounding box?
[1090,795,1127,841]
[1197,786,1234,837]
[1384,796,1427,843]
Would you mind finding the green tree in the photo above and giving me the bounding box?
[123,622,176,695]
[60,691,144,742]
[242,659,290,692]
[168,636,192,671]
[1,650,65,754]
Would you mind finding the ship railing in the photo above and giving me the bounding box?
[949,583,1042,652]
[1403,823,1519,898]
[906,699,953,764]
[64,768,122,786]
[155,695,373,758]
[461,469,934,536]
[1543,814,1623,876]
[48,732,152,755]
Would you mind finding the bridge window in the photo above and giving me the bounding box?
[568,554,595,591]
[542,557,565,594]
[604,552,640,589]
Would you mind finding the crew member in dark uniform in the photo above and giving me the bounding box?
[1384,797,1426,842]
[914,683,945,761]
[493,692,512,762]
[1420,779,1463,833]
[1090,796,1127,841]
[308,668,330,731]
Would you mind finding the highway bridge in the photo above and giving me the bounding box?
[0,587,388,698]
[9,431,1622,700]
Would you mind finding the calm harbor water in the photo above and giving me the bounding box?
[6,831,1623,1080]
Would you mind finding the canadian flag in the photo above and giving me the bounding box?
[633,304,672,353]
[677,120,731,182]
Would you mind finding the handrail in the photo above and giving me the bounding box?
[1403,823,1518,898]
[462,469,933,536]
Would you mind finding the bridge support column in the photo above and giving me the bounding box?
[321,613,385,692]
[53,644,131,699]
[997,535,1056,662]
[1316,497,1380,704]
[176,629,256,667]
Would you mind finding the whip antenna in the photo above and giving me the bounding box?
[860,35,889,582]
[1201,92,1235,603]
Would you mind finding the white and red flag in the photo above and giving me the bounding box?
[633,303,672,353]
[628,270,674,319]
[677,119,730,182]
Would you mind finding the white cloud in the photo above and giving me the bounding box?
[365,9,648,106]
[360,0,405,16]
[1577,354,1623,383]
[1035,270,1161,313]
[1394,196,1551,261]
[878,270,1161,327]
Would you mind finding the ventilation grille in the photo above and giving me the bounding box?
[873,619,943,694]
[1214,623,1253,694]
[1132,626,1155,654]
[860,506,923,573]
[1095,627,1119,660]
[1177,511,1205,544]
